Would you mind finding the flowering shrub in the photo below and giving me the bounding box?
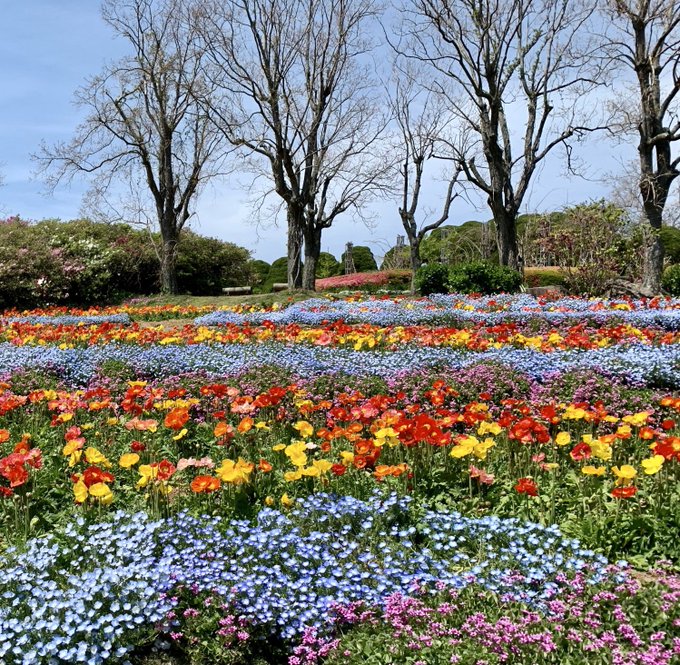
[315,271,411,293]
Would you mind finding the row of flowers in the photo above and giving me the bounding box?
[0,339,677,388]
[2,319,679,352]
[14,293,680,328]
[0,493,615,664]
[0,370,678,560]
[0,300,283,324]
[195,294,680,329]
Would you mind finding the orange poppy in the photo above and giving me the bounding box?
[190,475,221,493]
[164,408,190,431]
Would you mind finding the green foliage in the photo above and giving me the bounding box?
[175,231,252,295]
[415,263,450,295]
[524,267,566,288]
[661,226,680,264]
[341,245,378,273]
[421,222,497,265]
[531,201,634,295]
[448,261,522,294]
[315,252,340,278]
[662,264,680,295]
[247,260,271,288]
[261,257,291,292]
[0,217,251,306]
[380,245,410,270]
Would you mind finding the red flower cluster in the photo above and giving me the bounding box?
[514,477,539,496]
[0,445,42,495]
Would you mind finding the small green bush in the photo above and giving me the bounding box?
[448,261,522,294]
[415,263,450,295]
[261,257,291,292]
[524,267,566,288]
[662,264,680,295]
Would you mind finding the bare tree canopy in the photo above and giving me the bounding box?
[36,0,229,294]
[399,0,600,270]
[196,0,391,290]
[388,65,461,290]
[604,0,680,292]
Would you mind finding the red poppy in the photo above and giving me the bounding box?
[157,460,176,481]
[4,464,28,488]
[82,466,115,487]
[131,440,146,453]
[569,443,592,462]
[331,464,347,476]
[514,477,538,496]
[611,486,637,499]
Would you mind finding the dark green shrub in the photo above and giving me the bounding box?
[247,260,271,288]
[415,263,450,295]
[661,226,680,264]
[262,257,288,292]
[175,231,252,295]
[662,264,680,295]
[340,245,378,273]
[316,252,340,278]
[448,261,522,294]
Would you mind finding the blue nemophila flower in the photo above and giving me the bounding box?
[3,314,131,326]
[0,340,678,388]
[0,494,611,661]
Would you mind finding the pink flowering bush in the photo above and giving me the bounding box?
[316,270,411,292]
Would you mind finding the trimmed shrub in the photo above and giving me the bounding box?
[175,231,252,295]
[415,263,450,296]
[316,252,341,278]
[248,260,271,288]
[523,266,566,288]
[341,245,378,273]
[448,261,522,294]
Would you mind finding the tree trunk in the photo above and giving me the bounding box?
[642,204,664,293]
[493,208,520,270]
[160,235,179,294]
[409,238,422,294]
[287,209,303,290]
[302,227,322,291]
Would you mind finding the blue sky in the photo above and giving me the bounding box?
[0,1,629,264]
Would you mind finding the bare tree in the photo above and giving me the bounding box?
[604,1,680,292]
[399,0,600,271]
[388,67,462,291]
[196,0,391,290]
[36,0,229,294]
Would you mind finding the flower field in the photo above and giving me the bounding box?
[2,294,680,664]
